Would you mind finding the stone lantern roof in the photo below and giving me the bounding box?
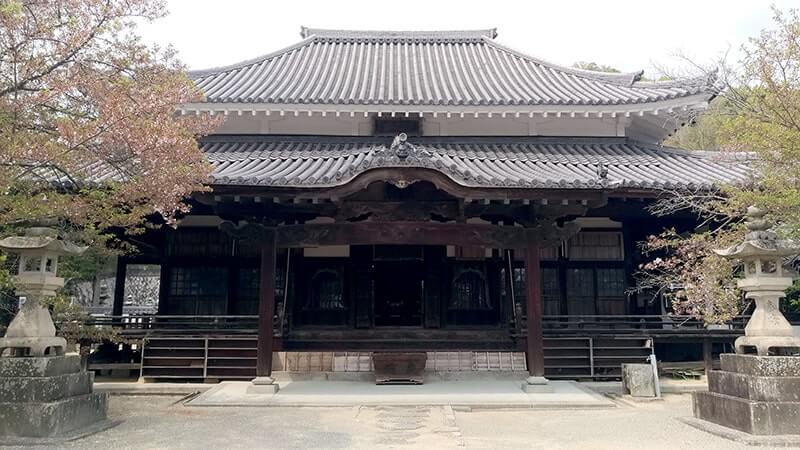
[714,207,799,259]
[0,227,85,256]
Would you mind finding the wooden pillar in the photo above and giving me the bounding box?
[703,338,713,377]
[525,242,545,377]
[503,249,518,331]
[112,257,127,317]
[256,231,277,377]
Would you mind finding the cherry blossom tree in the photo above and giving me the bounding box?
[0,0,219,240]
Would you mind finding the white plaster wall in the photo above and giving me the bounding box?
[213,114,625,137]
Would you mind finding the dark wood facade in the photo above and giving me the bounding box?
[117,177,701,379]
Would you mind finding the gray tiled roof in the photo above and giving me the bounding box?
[204,135,751,190]
[190,29,715,107]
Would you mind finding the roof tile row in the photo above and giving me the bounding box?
[203,136,751,190]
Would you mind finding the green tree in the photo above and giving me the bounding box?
[638,7,800,321]
[572,61,621,73]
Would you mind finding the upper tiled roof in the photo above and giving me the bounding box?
[190,28,716,107]
[204,135,750,190]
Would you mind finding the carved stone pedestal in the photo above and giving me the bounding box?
[692,354,800,436]
[0,355,109,441]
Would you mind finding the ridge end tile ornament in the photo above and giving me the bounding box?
[690,207,800,438]
[0,228,110,442]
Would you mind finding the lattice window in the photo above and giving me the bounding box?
[170,267,227,297]
[542,267,561,315]
[566,232,624,261]
[597,268,626,297]
[167,267,228,315]
[307,269,344,310]
[450,269,491,310]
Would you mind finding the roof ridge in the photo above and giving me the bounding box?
[299,27,497,42]
[629,140,755,161]
[188,36,316,79]
[482,37,644,87]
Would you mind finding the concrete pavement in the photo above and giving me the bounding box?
[187,378,616,409]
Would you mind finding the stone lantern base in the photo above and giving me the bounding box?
[0,355,110,441]
[692,354,800,436]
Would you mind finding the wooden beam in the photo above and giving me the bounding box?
[525,242,545,377]
[222,220,581,249]
[275,221,526,248]
[256,231,277,377]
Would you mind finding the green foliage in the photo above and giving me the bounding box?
[0,252,15,334]
[664,98,727,151]
[572,61,621,73]
[641,7,800,324]
[786,280,800,314]
[59,248,113,283]
[43,294,124,355]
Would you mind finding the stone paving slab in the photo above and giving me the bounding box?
[679,417,800,447]
[187,379,616,409]
[94,382,213,396]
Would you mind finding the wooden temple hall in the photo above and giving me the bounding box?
[106,28,752,383]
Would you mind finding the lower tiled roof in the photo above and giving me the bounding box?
[203,135,751,190]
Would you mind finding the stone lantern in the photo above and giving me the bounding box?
[713,206,800,356]
[0,228,109,442]
[691,207,800,438]
[0,227,86,357]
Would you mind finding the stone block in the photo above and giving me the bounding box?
[0,392,107,438]
[0,372,93,403]
[247,384,279,394]
[521,376,554,393]
[708,370,800,402]
[621,363,657,397]
[0,355,80,378]
[693,391,800,435]
[720,354,800,377]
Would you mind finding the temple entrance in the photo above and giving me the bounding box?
[374,260,424,327]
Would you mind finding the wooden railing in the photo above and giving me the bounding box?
[541,314,749,333]
[72,313,792,337]
[84,314,259,334]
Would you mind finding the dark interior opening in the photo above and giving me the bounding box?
[374,260,423,326]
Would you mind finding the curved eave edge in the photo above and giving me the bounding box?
[179,93,715,114]
[208,168,723,192]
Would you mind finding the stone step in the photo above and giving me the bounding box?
[720,354,800,377]
[0,392,107,438]
[693,390,800,436]
[0,355,81,378]
[0,372,94,403]
[708,370,800,402]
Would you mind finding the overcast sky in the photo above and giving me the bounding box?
[139,0,798,77]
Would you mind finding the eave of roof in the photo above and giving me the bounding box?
[202,135,751,191]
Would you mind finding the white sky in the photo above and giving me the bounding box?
[139,0,799,77]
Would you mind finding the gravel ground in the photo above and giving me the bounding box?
[3,393,780,450]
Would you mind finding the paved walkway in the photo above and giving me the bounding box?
[188,378,615,409]
[8,394,766,449]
